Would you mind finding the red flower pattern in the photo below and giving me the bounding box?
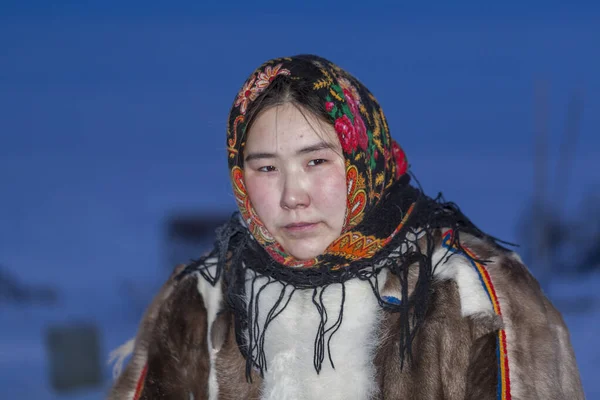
[392,140,408,177]
[335,115,359,152]
[342,89,368,151]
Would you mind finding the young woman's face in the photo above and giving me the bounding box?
[243,103,347,261]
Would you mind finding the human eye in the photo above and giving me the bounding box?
[307,159,327,166]
[258,165,277,172]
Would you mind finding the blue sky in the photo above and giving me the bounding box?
[1,2,598,284]
[1,1,596,18]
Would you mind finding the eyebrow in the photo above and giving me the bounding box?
[244,141,336,162]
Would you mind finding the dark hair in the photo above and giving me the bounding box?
[243,75,332,143]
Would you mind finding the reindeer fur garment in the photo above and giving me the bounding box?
[108,232,584,400]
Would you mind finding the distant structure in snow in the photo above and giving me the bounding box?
[518,84,598,285]
[117,212,232,319]
[45,323,103,392]
[165,212,232,269]
[0,264,58,305]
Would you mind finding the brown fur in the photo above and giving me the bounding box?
[110,235,585,399]
[213,311,263,399]
[140,276,210,399]
[465,331,498,400]
[486,254,584,399]
[457,235,585,399]
[108,265,188,400]
[373,279,499,399]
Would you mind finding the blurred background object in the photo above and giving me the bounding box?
[1,264,58,305]
[45,323,102,393]
[165,213,230,270]
[1,1,598,398]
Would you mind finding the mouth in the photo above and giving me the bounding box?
[284,222,319,232]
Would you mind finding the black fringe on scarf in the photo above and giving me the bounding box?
[178,179,513,382]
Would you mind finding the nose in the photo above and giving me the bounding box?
[280,171,310,210]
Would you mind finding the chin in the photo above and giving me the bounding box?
[287,243,328,261]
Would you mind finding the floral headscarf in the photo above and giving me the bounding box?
[227,54,410,268]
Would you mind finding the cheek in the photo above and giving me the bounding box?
[244,175,278,223]
[313,168,348,218]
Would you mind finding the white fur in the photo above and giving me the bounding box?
[108,338,135,379]
[245,269,382,400]
[108,336,146,400]
[432,247,495,317]
[195,258,223,400]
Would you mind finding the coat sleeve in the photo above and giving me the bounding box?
[461,235,586,400]
[107,266,212,400]
[492,253,585,399]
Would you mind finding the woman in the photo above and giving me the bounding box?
[109,55,584,399]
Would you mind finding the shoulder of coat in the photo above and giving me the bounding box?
[432,230,513,323]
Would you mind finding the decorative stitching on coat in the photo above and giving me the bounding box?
[442,230,511,400]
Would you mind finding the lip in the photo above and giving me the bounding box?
[284,222,319,232]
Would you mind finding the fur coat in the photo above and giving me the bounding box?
[108,229,584,399]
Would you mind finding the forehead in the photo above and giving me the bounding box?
[245,104,339,151]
